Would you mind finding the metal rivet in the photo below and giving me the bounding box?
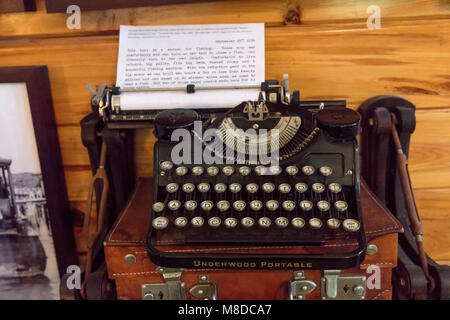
[353,285,365,296]
[200,275,208,281]
[367,244,378,255]
[124,254,136,265]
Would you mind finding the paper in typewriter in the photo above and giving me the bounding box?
[115,24,264,110]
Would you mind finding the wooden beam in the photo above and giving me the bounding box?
[0,0,449,39]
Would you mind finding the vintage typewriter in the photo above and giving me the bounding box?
[96,76,367,270]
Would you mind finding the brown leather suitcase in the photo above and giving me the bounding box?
[104,178,402,300]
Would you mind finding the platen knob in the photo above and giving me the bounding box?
[315,107,361,140]
[154,108,199,140]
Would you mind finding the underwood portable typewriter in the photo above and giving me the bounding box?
[95,76,367,270]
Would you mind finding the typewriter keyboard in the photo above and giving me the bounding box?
[151,162,361,246]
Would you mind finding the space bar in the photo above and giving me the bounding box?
[186,237,325,246]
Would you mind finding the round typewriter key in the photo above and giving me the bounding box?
[266,200,279,211]
[328,183,342,194]
[334,200,348,212]
[258,217,272,228]
[184,200,197,211]
[197,182,210,193]
[312,183,325,193]
[239,166,251,176]
[295,182,308,193]
[282,200,296,212]
[327,218,341,229]
[309,218,323,229]
[255,165,268,176]
[166,183,179,193]
[191,216,204,227]
[208,217,221,228]
[152,216,169,230]
[229,183,242,193]
[222,166,235,176]
[292,217,306,229]
[270,166,282,175]
[233,200,246,212]
[275,217,289,228]
[207,166,219,176]
[191,166,204,176]
[299,200,313,211]
[250,200,263,211]
[286,165,299,176]
[241,217,255,228]
[262,182,275,193]
[160,161,173,171]
[224,217,238,228]
[342,219,360,232]
[182,183,195,193]
[317,200,330,211]
[217,200,230,212]
[174,216,188,228]
[302,165,315,176]
[319,166,333,176]
[214,183,227,193]
[200,200,214,211]
[168,200,181,211]
[246,183,259,194]
[278,183,291,194]
[152,202,165,213]
[175,166,188,176]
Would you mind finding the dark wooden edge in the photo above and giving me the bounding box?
[23,0,36,11]
[0,0,36,13]
[0,66,78,277]
[45,0,220,13]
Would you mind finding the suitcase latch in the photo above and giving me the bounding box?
[289,270,317,300]
[141,267,186,300]
[321,270,366,300]
[189,275,217,300]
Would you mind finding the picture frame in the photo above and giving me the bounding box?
[0,0,36,13]
[0,66,77,299]
[45,0,221,13]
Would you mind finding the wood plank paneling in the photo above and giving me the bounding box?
[416,188,450,262]
[1,0,449,38]
[65,168,92,201]
[409,109,450,190]
[0,19,448,127]
[59,126,90,166]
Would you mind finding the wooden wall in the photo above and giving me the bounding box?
[0,0,449,265]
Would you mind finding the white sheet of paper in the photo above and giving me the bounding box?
[116,23,265,90]
[115,24,264,110]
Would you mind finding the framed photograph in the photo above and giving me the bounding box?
[0,66,77,299]
[45,0,221,13]
[0,0,36,13]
